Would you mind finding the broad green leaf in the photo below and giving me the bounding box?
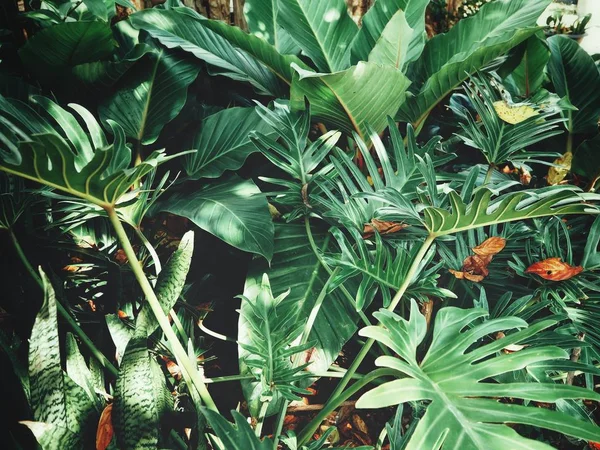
[397,0,550,127]
[200,408,273,450]
[572,134,600,181]
[129,9,286,96]
[290,62,411,138]
[547,35,600,134]
[503,33,550,97]
[368,9,420,72]
[99,45,200,145]
[424,186,600,237]
[277,0,358,72]
[0,95,177,208]
[184,107,276,179]
[242,223,360,415]
[153,176,274,261]
[243,0,298,54]
[82,0,108,21]
[351,0,429,63]
[19,21,115,73]
[113,333,173,450]
[357,302,600,449]
[138,231,194,335]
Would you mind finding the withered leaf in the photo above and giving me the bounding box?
[449,269,485,283]
[96,404,114,450]
[525,257,584,281]
[472,237,506,256]
[547,151,573,186]
[449,254,493,283]
[362,219,409,239]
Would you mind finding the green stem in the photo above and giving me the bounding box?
[134,226,162,278]
[483,164,495,185]
[106,207,218,412]
[296,368,398,446]
[9,229,119,378]
[198,319,236,342]
[255,401,270,438]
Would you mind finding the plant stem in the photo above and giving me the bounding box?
[255,400,270,438]
[483,164,495,185]
[9,229,119,378]
[296,368,398,446]
[106,207,218,411]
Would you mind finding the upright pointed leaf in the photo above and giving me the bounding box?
[277,0,358,72]
[201,409,273,450]
[368,9,420,72]
[503,33,550,97]
[290,62,411,138]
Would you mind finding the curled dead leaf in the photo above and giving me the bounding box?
[96,404,114,450]
[362,219,409,239]
[472,237,506,256]
[547,151,573,186]
[161,356,182,381]
[449,269,485,283]
[519,167,532,186]
[589,441,600,450]
[525,257,583,281]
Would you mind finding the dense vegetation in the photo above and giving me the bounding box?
[1,0,600,449]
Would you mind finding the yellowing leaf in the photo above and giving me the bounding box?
[472,236,506,256]
[547,151,573,186]
[493,100,538,124]
[525,257,584,281]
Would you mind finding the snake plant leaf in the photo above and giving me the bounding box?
[0,95,177,209]
[357,301,600,449]
[65,333,104,412]
[351,0,429,63]
[397,0,550,128]
[424,186,600,237]
[547,35,600,135]
[129,8,287,96]
[242,0,298,54]
[137,231,194,335]
[200,408,273,450]
[242,223,359,416]
[503,33,550,97]
[20,421,80,450]
[99,41,201,145]
[277,0,358,72]
[113,332,173,450]
[152,176,274,261]
[290,62,411,139]
[184,107,276,180]
[19,21,115,75]
[105,314,133,366]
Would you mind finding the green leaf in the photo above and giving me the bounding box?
[425,186,600,237]
[153,176,274,261]
[351,0,429,63]
[357,301,600,449]
[243,0,298,54]
[503,33,550,97]
[200,408,273,450]
[82,0,108,21]
[138,230,194,335]
[19,21,115,73]
[242,223,359,415]
[547,35,600,134]
[113,333,173,450]
[99,45,200,145]
[129,8,286,96]
[290,62,411,138]
[573,134,600,181]
[105,314,133,366]
[0,95,177,208]
[397,0,550,127]
[277,0,358,72]
[20,421,80,450]
[65,333,103,412]
[184,107,276,179]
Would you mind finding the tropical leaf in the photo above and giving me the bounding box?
[242,0,298,54]
[152,176,274,261]
[99,41,201,145]
[397,0,550,127]
[0,95,178,208]
[357,301,600,449]
[137,231,194,335]
[242,222,359,415]
[277,0,358,72]
[547,35,600,134]
[290,62,411,138]
[351,0,429,63]
[503,33,550,97]
[129,8,287,96]
[184,107,276,179]
[201,408,273,450]
[65,333,104,412]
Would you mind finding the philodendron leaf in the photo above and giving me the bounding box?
[137,231,194,335]
[99,42,201,145]
[547,35,600,134]
[153,176,274,261]
[0,95,179,208]
[200,408,273,450]
[277,0,358,72]
[397,0,550,127]
[357,301,600,449]
[113,331,173,450]
[184,107,276,179]
[290,62,411,139]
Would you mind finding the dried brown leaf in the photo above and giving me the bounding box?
[472,237,506,256]
[362,219,409,239]
[525,257,583,281]
[96,404,114,450]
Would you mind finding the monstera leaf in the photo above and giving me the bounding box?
[0,95,178,209]
[357,301,600,449]
[397,0,550,127]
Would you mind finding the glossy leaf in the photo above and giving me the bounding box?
[503,33,550,97]
[243,0,297,54]
[201,408,272,450]
[525,257,584,281]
